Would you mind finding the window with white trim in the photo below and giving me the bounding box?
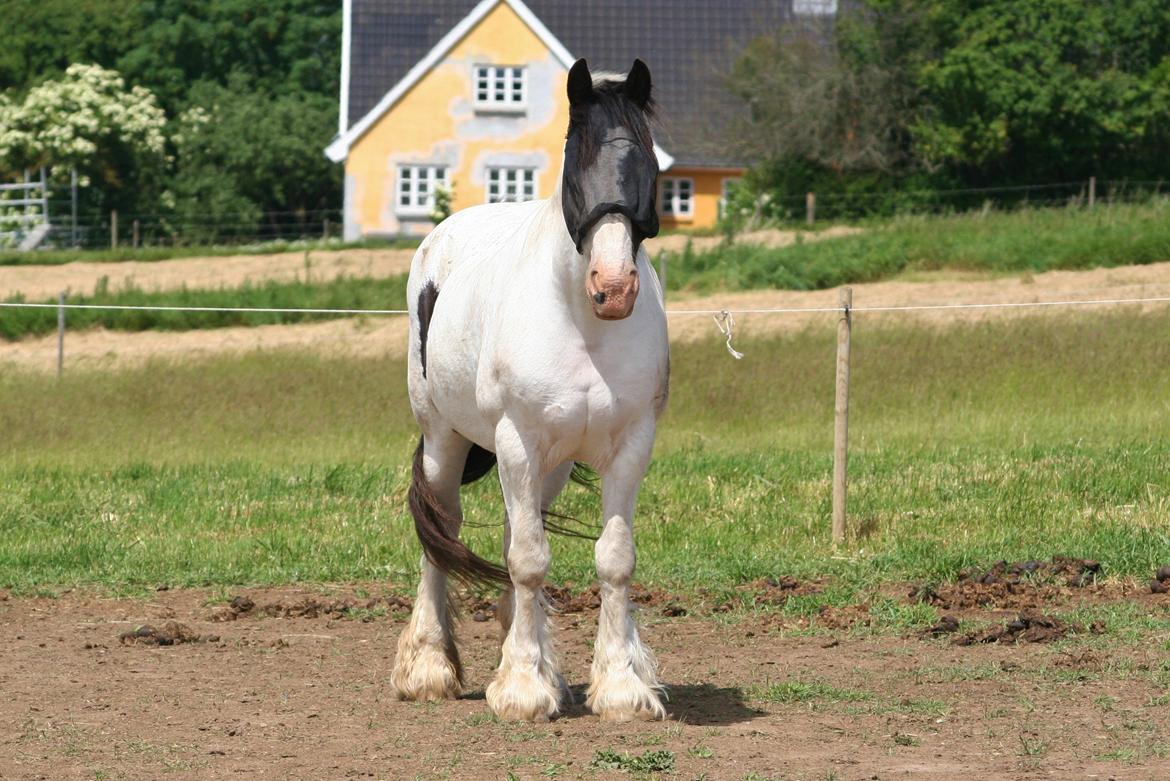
[474,65,527,110]
[719,177,740,218]
[396,164,448,216]
[660,177,694,218]
[793,0,837,15]
[486,167,537,203]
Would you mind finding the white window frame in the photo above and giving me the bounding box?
[396,164,448,218]
[473,64,527,112]
[719,177,740,218]
[793,0,838,16]
[486,166,538,203]
[660,177,695,218]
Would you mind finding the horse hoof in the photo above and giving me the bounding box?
[587,671,667,722]
[486,669,562,722]
[391,636,462,702]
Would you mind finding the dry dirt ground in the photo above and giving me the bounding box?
[3,259,1170,373]
[0,248,419,302]
[2,583,1169,780]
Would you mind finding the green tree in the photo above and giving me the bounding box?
[169,80,340,241]
[0,63,168,213]
[723,0,1170,217]
[0,0,139,92]
[911,0,1170,182]
[118,0,341,109]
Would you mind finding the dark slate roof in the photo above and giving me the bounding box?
[349,1,813,168]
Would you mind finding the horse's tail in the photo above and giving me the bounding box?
[409,438,511,586]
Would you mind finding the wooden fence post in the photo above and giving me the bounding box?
[110,210,118,249]
[132,219,140,248]
[806,192,816,226]
[1088,176,1096,209]
[832,286,853,545]
[57,291,65,379]
[323,218,330,240]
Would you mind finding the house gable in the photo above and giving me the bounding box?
[328,0,673,170]
[343,0,572,236]
[342,0,813,170]
[327,0,572,164]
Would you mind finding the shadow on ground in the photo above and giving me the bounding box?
[664,683,764,725]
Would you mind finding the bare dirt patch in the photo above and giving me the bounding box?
[3,585,1169,779]
[643,225,864,255]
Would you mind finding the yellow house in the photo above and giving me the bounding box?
[325,0,809,239]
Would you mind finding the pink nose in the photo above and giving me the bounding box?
[588,268,639,320]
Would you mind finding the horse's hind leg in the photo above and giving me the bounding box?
[587,417,666,721]
[487,422,564,721]
[392,430,471,702]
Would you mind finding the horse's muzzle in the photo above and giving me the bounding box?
[587,267,639,320]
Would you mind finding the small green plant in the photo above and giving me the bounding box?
[589,748,675,774]
[430,184,454,225]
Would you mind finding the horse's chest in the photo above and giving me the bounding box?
[522,354,656,459]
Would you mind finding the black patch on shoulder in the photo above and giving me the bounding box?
[417,281,439,377]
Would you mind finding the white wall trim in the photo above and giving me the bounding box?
[504,0,574,68]
[324,0,673,169]
[339,0,351,135]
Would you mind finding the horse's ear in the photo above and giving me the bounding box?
[624,59,652,108]
[567,58,593,106]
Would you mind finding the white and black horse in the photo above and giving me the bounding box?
[392,58,669,723]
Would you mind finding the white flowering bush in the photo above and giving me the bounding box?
[0,63,167,193]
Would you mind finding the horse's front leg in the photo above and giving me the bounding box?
[497,461,574,644]
[486,419,565,722]
[587,417,666,721]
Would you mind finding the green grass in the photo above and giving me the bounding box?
[751,680,873,704]
[0,307,1168,590]
[589,748,675,774]
[0,237,417,266]
[0,275,409,340]
[662,200,1170,293]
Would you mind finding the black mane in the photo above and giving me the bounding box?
[566,78,656,170]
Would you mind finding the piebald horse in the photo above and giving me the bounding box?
[393,58,668,723]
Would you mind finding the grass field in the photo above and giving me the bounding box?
[662,200,1170,292]
[0,274,409,340]
[2,306,1167,593]
[5,201,1170,343]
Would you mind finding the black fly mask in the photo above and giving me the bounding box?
[561,59,660,253]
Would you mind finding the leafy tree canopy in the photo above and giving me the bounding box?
[0,64,168,212]
[910,0,1170,182]
[118,0,341,110]
[725,0,1170,209]
[0,0,139,93]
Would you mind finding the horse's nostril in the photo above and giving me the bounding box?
[593,291,607,305]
